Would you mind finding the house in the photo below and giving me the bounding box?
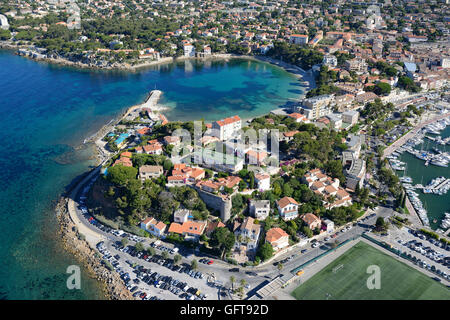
[246,150,268,166]
[143,142,163,155]
[249,200,271,220]
[173,209,192,223]
[168,220,207,241]
[266,227,289,251]
[140,217,167,238]
[113,156,133,167]
[138,165,163,180]
[277,197,299,221]
[303,168,352,209]
[205,219,226,237]
[163,135,181,146]
[288,113,309,123]
[321,219,334,234]
[233,217,262,254]
[255,173,271,191]
[212,115,241,140]
[302,213,321,231]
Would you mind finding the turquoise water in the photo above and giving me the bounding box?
[397,126,450,230]
[0,51,306,299]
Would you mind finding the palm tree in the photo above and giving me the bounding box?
[230,275,235,291]
[240,279,247,289]
[174,254,182,265]
[277,263,284,273]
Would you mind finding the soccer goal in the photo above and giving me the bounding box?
[332,264,344,273]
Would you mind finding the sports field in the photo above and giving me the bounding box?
[291,241,450,300]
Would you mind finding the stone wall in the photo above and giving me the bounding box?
[195,187,232,222]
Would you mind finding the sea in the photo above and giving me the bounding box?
[397,125,450,230]
[0,50,308,299]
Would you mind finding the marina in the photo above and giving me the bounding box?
[388,116,450,232]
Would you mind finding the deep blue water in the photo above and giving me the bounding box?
[0,51,306,299]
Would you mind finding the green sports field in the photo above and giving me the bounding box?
[291,241,450,300]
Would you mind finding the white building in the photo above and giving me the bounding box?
[183,43,195,57]
[276,197,299,221]
[342,110,359,125]
[322,54,338,68]
[255,173,271,191]
[249,200,271,220]
[441,57,450,68]
[212,115,241,141]
[0,14,9,30]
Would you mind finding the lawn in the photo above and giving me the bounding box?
[291,241,450,300]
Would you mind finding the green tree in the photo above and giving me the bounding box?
[257,243,274,261]
[121,237,129,247]
[135,241,144,252]
[191,259,198,270]
[174,254,182,265]
[107,164,138,185]
[162,251,169,260]
[210,227,235,258]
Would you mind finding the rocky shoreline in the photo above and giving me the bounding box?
[55,197,134,300]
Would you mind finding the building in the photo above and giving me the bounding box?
[266,227,289,251]
[344,58,368,74]
[276,196,299,221]
[183,43,195,57]
[301,94,335,120]
[205,219,226,237]
[249,200,271,220]
[342,110,359,125]
[138,165,163,180]
[322,54,338,68]
[289,34,309,45]
[246,150,268,166]
[168,220,207,241]
[287,112,309,123]
[233,217,262,254]
[193,149,244,173]
[342,151,366,191]
[0,14,9,30]
[321,219,335,234]
[345,133,363,157]
[303,169,352,209]
[173,209,192,223]
[327,113,343,130]
[441,58,450,69]
[140,217,167,238]
[302,213,321,231]
[255,173,271,191]
[212,115,241,140]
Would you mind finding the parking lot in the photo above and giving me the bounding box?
[96,240,222,300]
[371,226,450,284]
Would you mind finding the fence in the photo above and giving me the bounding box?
[290,235,360,274]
